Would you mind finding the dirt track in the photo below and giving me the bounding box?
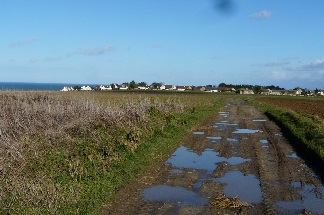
[102,99,324,215]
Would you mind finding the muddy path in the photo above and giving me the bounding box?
[102,99,324,215]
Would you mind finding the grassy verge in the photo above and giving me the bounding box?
[251,99,324,161]
[0,91,225,214]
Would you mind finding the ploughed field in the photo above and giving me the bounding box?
[257,97,324,119]
[104,98,324,215]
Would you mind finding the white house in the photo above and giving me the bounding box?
[99,85,112,90]
[61,86,75,91]
[81,86,93,91]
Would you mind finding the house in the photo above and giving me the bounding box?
[205,87,218,92]
[317,91,324,96]
[119,83,129,90]
[218,87,236,92]
[238,88,254,95]
[61,86,75,91]
[81,86,93,91]
[161,84,176,90]
[99,85,112,90]
[138,86,149,90]
[176,86,186,91]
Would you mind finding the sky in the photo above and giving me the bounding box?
[1,0,324,89]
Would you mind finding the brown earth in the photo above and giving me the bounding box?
[257,97,324,119]
[101,99,324,215]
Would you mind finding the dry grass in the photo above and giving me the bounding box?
[0,91,189,213]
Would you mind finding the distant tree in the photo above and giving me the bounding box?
[129,80,137,90]
[151,82,162,89]
[253,85,262,94]
[110,83,117,90]
[138,81,147,87]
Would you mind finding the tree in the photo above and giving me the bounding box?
[129,80,137,90]
[138,81,147,87]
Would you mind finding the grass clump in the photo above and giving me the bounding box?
[0,91,224,214]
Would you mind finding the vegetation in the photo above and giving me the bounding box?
[0,91,225,214]
[252,96,324,161]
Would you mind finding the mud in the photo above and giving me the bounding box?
[102,99,324,215]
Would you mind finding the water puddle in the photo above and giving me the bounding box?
[227,138,239,142]
[140,185,208,206]
[192,131,204,135]
[252,119,267,122]
[276,184,324,214]
[287,153,298,158]
[215,122,239,126]
[233,129,262,134]
[207,136,222,142]
[219,111,230,117]
[171,169,184,174]
[166,146,250,173]
[215,171,262,204]
[260,139,269,148]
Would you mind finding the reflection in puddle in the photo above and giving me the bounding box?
[252,119,267,122]
[287,153,298,158]
[207,136,222,142]
[227,138,239,142]
[219,112,230,117]
[140,185,208,206]
[171,169,184,174]
[215,122,239,126]
[260,139,269,148]
[167,146,250,173]
[216,171,262,204]
[276,184,324,214]
[192,131,204,135]
[233,129,262,134]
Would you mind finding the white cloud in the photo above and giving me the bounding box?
[249,10,272,19]
[75,45,113,55]
[291,58,324,71]
[9,38,36,48]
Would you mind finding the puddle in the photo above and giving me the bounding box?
[215,122,239,126]
[207,136,222,142]
[252,119,267,122]
[276,184,324,214]
[219,111,230,117]
[287,153,298,158]
[227,138,239,142]
[166,146,250,173]
[215,171,262,204]
[171,169,184,174]
[192,131,204,135]
[140,185,208,206]
[260,139,270,148]
[233,129,262,134]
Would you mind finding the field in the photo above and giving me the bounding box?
[1,91,323,214]
[256,96,324,119]
[0,91,225,214]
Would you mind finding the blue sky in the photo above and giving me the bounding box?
[1,0,324,89]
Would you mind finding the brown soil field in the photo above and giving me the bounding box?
[101,98,324,215]
[257,97,324,119]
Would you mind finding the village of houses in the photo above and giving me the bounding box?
[61,82,324,97]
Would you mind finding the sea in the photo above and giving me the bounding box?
[0,82,97,91]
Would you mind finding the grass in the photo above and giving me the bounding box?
[251,97,324,161]
[0,91,225,214]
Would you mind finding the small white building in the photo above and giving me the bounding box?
[61,86,75,91]
[99,85,112,90]
[81,86,93,91]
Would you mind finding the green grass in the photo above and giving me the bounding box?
[253,99,324,161]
